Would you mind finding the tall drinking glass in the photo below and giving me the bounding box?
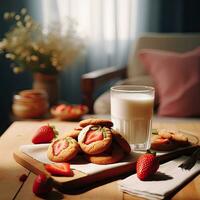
[110,85,155,151]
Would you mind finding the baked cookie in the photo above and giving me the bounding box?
[85,142,125,164]
[151,135,179,151]
[47,137,79,162]
[151,128,190,151]
[79,118,113,128]
[158,129,173,139]
[171,133,189,146]
[158,129,189,146]
[74,126,83,131]
[111,129,131,154]
[78,125,112,155]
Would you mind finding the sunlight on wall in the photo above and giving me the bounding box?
[42,0,138,41]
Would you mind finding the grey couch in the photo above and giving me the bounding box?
[81,33,200,114]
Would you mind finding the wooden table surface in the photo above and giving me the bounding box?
[0,119,200,200]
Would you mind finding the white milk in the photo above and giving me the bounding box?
[111,92,154,150]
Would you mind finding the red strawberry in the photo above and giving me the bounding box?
[44,163,72,176]
[32,174,53,197]
[136,150,159,181]
[84,130,103,144]
[32,124,58,144]
[53,139,68,156]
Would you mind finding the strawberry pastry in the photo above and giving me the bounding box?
[47,137,79,162]
[151,128,190,151]
[78,125,113,155]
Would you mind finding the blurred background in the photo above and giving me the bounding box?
[1,0,200,133]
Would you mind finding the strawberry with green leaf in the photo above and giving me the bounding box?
[136,150,159,181]
[32,124,58,144]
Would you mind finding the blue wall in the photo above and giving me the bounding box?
[0,1,34,133]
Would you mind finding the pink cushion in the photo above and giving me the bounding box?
[139,48,200,117]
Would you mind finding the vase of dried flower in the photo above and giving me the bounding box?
[33,73,59,106]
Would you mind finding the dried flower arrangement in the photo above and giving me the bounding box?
[0,8,84,75]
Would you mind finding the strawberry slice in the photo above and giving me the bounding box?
[44,163,72,176]
[154,138,170,144]
[53,139,68,156]
[84,130,103,145]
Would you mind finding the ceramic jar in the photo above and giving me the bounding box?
[12,89,49,119]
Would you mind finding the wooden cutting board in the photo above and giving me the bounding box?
[13,145,198,192]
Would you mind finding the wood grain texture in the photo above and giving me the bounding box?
[0,119,200,200]
[0,122,29,200]
[0,121,77,200]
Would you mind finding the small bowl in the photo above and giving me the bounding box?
[51,104,88,121]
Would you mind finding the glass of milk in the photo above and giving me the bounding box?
[111,85,155,151]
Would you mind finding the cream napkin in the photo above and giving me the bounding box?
[118,156,200,200]
[20,144,139,175]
